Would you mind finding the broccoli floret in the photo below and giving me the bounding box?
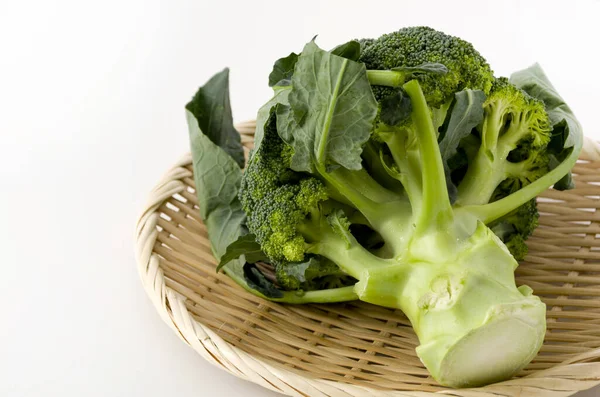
[489,199,539,260]
[456,78,552,206]
[240,114,329,262]
[360,26,494,106]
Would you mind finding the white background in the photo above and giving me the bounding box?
[1,0,599,396]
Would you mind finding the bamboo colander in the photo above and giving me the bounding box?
[135,120,600,397]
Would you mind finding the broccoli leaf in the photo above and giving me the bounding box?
[379,88,412,126]
[439,90,485,161]
[510,64,583,191]
[185,68,245,168]
[186,111,245,258]
[279,256,322,284]
[327,209,352,248]
[549,151,575,190]
[439,90,486,201]
[331,40,361,61]
[277,256,354,291]
[253,88,290,158]
[243,263,284,298]
[547,120,575,190]
[268,53,298,87]
[276,41,378,172]
[186,73,263,298]
[392,62,449,76]
[217,234,269,272]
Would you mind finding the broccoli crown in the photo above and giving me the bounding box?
[456,77,553,207]
[481,78,552,200]
[484,77,551,149]
[359,26,494,105]
[239,114,328,262]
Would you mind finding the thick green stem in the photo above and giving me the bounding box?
[459,103,531,206]
[274,286,358,303]
[461,146,580,223]
[456,152,506,205]
[299,220,390,279]
[319,166,405,231]
[367,70,405,87]
[403,79,454,232]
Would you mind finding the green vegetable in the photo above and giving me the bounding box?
[185,27,583,388]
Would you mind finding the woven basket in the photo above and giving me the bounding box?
[135,120,600,397]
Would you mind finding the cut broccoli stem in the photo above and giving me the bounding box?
[461,147,580,224]
[403,79,454,232]
[366,70,405,87]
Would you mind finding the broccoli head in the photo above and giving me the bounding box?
[360,26,494,106]
[456,77,552,206]
[240,114,329,262]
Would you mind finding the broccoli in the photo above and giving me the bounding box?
[360,26,494,105]
[186,27,583,388]
[456,77,552,206]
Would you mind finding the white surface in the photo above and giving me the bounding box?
[1,0,599,396]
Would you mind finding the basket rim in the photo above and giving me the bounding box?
[134,121,600,397]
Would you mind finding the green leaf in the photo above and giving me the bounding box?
[185,68,245,168]
[327,209,352,248]
[252,88,290,159]
[439,90,485,162]
[549,150,575,190]
[268,53,298,87]
[379,88,412,126]
[217,234,269,272]
[439,89,486,203]
[392,62,449,76]
[186,111,245,259]
[276,41,378,173]
[511,64,583,191]
[553,172,574,190]
[277,256,354,291]
[330,40,361,61]
[280,256,322,284]
[243,263,284,298]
